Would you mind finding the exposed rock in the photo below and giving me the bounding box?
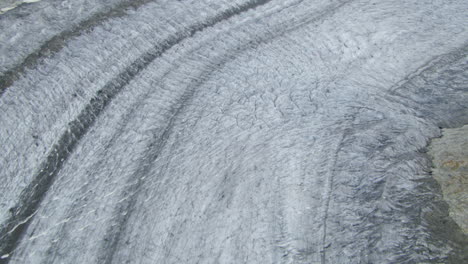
[429,125,468,234]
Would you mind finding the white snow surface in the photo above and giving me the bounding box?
[0,0,467,263]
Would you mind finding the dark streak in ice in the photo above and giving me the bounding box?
[0,0,154,97]
[1,0,467,263]
[0,0,271,261]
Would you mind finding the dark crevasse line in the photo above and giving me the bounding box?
[98,4,294,264]
[0,0,271,262]
[387,44,468,128]
[96,32,266,260]
[0,0,155,97]
[97,46,247,263]
[379,44,468,263]
[97,84,198,264]
[98,1,358,262]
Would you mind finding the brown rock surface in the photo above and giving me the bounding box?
[429,125,468,234]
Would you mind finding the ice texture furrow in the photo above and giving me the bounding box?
[0,0,156,96]
[0,0,272,261]
[0,0,467,263]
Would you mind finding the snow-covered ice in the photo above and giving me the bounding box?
[0,0,467,263]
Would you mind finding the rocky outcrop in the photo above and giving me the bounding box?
[429,125,468,234]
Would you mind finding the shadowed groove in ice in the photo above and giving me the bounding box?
[0,0,467,263]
